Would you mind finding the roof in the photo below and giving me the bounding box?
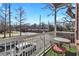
[51,3,67,8]
[50,3,75,18]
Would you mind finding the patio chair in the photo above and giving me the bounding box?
[51,43,67,56]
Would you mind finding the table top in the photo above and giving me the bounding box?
[53,37,70,43]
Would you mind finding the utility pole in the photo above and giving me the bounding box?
[39,15,41,30]
[9,3,11,37]
[20,8,22,36]
[48,21,50,31]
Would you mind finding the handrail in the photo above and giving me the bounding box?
[0,33,41,44]
[36,45,51,56]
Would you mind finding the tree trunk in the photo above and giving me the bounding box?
[4,5,7,38]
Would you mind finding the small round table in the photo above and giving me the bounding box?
[53,37,71,48]
[53,37,70,43]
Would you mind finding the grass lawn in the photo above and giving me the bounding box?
[44,46,76,56]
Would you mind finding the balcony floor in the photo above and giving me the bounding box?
[44,45,76,56]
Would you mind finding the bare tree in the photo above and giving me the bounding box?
[15,7,26,36]
[0,4,9,38]
[0,19,4,33]
[0,3,12,38]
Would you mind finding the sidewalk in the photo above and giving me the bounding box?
[0,32,38,38]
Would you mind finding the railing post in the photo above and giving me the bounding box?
[14,41,17,56]
[10,42,12,56]
[25,39,28,56]
[30,38,32,56]
[19,40,22,56]
[54,7,57,37]
[5,43,7,55]
[24,39,26,56]
[43,32,46,56]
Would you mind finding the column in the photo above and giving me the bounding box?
[54,7,57,37]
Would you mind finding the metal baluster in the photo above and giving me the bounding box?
[22,39,24,56]
[10,42,12,56]
[27,39,28,56]
[21,40,23,56]
[24,39,26,56]
[25,39,27,56]
[14,41,17,56]
[30,38,32,53]
[19,40,22,56]
[5,43,7,56]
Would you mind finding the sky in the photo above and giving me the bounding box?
[0,3,76,25]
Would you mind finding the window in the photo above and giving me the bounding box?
[11,44,15,48]
[6,43,10,50]
[26,45,27,48]
[0,46,5,52]
[11,41,15,48]
[20,54,22,56]
[25,44,32,48]
[27,44,30,47]
[28,51,31,56]
[32,46,36,52]
[23,46,25,49]
[23,51,25,56]
[16,47,19,53]
[6,45,10,50]
[26,52,27,56]
[27,44,32,47]
[30,44,32,46]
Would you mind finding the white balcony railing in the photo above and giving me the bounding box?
[0,33,52,56]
